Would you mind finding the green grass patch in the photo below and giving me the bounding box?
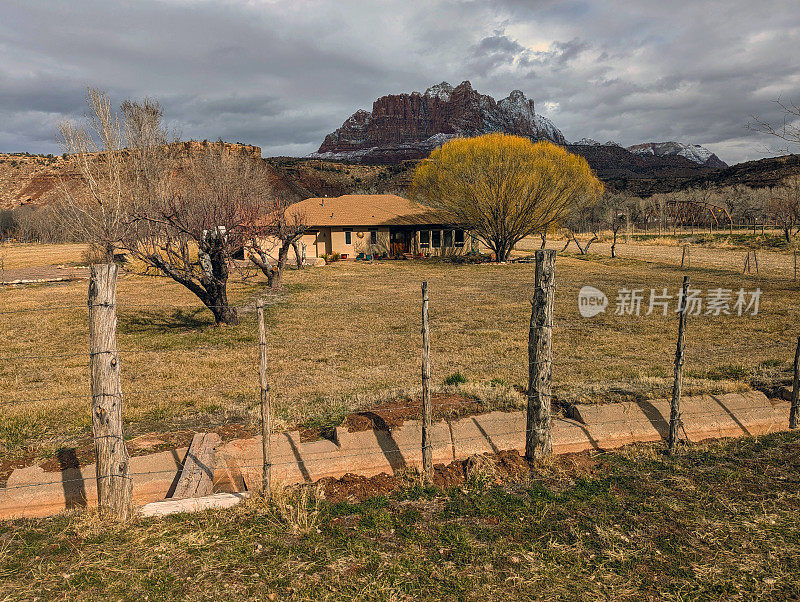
[443,371,468,386]
[2,432,799,599]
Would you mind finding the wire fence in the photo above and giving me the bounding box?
[1,258,798,515]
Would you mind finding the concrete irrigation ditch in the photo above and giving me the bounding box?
[0,390,790,520]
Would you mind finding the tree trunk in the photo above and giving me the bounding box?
[199,246,238,325]
[249,239,293,289]
[292,239,304,269]
[248,250,278,288]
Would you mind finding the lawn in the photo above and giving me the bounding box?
[1,432,798,600]
[0,241,798,465]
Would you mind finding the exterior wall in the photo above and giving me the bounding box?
[326,227,389,257]
[253,233,321,263]
[314,230,331,257]
[259,226,491,261]
[301,233,319,258]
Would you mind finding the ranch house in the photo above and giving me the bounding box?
[288,194,481,259]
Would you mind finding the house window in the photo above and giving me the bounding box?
[443,229,453,248]
[419,230,430,248]
[431,230,441,248]
[370,229,378,245]
[454,229,465,247]
[344,229,352,245]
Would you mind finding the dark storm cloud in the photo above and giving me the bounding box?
[1,0,798,163]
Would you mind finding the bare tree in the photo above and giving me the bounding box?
[57,88,131,261]
[767,176,800,242]
[247,198,307,289]
[749,97,800,151]
[123,130,273,325]
[601,191,633,258]
[60,91,275,325]
[560,199,601,255]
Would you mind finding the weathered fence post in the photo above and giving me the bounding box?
[526,249,555,460]
[88,263,132,521]
[669,275,690,455]
[794,250,798,283]
[790,336,800,429]
[257,298,272,498]
[681,244,690,269]
[421,281,432,484]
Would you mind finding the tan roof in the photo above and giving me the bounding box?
[289,194,444,228]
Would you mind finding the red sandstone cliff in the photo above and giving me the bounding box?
[313,81,566,164]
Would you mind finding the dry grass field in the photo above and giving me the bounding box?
[1,240,797,464]
[0,243,87,271]
[517,234,799,279]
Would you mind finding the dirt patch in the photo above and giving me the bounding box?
[317,449,604,503]
[299,393,490,442]
[0,450,37,486]
[317,472,402,502]
[344,394,486,433]
[0,265,88,285]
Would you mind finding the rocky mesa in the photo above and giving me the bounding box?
[310,81,566,164]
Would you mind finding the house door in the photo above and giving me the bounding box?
[389,230,410,256]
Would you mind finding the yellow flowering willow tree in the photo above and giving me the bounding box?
[409,133,603,261]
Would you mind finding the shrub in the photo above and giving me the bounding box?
[443,371,468,386]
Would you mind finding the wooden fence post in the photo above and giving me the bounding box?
[790,336,800,429]
[257,299,272,498]
[794,250,797,283]
[526,249,555,460]
[669,275,690,455]
[681,245,690,269]
[88,264,132,521]
[421,281,432,484]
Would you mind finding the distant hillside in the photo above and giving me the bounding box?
[607,153,800,196]
[0,153,71,209]
[627,141,728,169]
[566,143,715,181]
[3,144,798,210]
[0,141,263,210]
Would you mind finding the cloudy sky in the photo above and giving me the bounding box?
[1,0,798,164]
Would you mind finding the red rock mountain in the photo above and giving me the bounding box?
[311,81,566,164]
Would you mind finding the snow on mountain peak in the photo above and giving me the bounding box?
[627,141,727,168]
[507,89,527,103]
[424,82,454,101]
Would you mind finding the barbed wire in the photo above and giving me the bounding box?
[0,385,248,408]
